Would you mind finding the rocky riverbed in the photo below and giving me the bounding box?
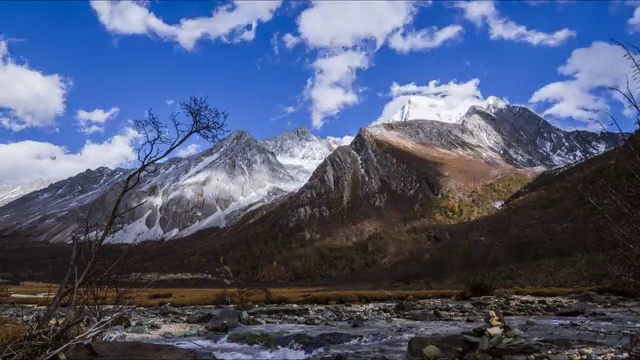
[2,292,639,359]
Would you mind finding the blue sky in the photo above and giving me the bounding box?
[0,0,639,184]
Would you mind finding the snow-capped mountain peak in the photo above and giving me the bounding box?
[379,94,510,125]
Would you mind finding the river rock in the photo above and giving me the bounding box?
[128,325,146,334]
[422,345,442,360]
[555,303,591,317]
[204,308,241,333]
[277,333,362,353]
[568,291,604,304]
[186,311,213,324]
[351,316,365,328]
[159,304,183,316]
[112,314,131,328]
[407,335,468,359]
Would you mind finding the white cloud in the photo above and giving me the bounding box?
[305,50,370,128]
[0,40,69,131]
[0,128,140,184]
[628,3,640,33]
[295,1,416,49]
[270,104,299,122]
[76,107,120,134]
[166,99,175,106]
[175,143,201,158]
[375,78,491,124]
[530,41,637,128]
[290,1,462,128]
[388,25,464,53]
[282,33,300,49]
[90,0,282,51]
[455,1,576,46]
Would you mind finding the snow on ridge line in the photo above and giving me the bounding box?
[375,94,509,125]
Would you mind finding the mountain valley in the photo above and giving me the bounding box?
[0,98,633,289]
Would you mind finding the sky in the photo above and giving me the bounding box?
[0,0,639,185]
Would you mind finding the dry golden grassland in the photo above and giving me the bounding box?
[2,282,595,307]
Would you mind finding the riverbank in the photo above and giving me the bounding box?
[3,292,639,359]
[4,281,611,307]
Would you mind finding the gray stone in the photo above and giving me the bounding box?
[128,325,146,334]
[159,304,183,316]
[547,356,570,360]
[204,309,241,333]
[568,291,605,304]
[186,311,213,324]
[422,345,442,360]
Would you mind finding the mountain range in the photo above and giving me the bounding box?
[0,96,627,248]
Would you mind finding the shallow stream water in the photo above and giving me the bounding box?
[145,310,640,359]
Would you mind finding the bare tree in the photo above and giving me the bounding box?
[582,41,640,296]
[2,97,227,360]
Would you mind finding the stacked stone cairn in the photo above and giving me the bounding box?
[460,310,536,360]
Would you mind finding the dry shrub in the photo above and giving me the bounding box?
[0,316,28,349]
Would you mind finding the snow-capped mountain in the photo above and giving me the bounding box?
[0,128,349,243]
[0,179,52,207]
[378,95,624,167]
[377,94,509,124]
[0,102,626,244]
[261,127,353,183]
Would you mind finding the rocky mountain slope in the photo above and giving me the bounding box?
[0,99,626,247]
[381,96,624,167]
[125,110,628,281]
[0,179,52,207]
[0,129,349,243]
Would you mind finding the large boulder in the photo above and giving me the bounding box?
[204,309,241,333]
[186,312,213,324]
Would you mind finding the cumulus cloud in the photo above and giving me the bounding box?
[0,128,140,184]
[0,40,69,131]
[76,107,120,134]
[290,1,462,128]
[455,1,576,46]
[175,143,201,158]
[305,50,370,128]
[388,25,464,54]
[375,78,492,124]
[529,41,637,129]
[90,0,282,51]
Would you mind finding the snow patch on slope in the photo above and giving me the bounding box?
[0,179,52,207]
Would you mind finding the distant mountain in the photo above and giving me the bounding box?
[0,129,350,243]
[0,179,52,207]
[380,95,625,167]
[132,110,627,281]
[0,100,626,245]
